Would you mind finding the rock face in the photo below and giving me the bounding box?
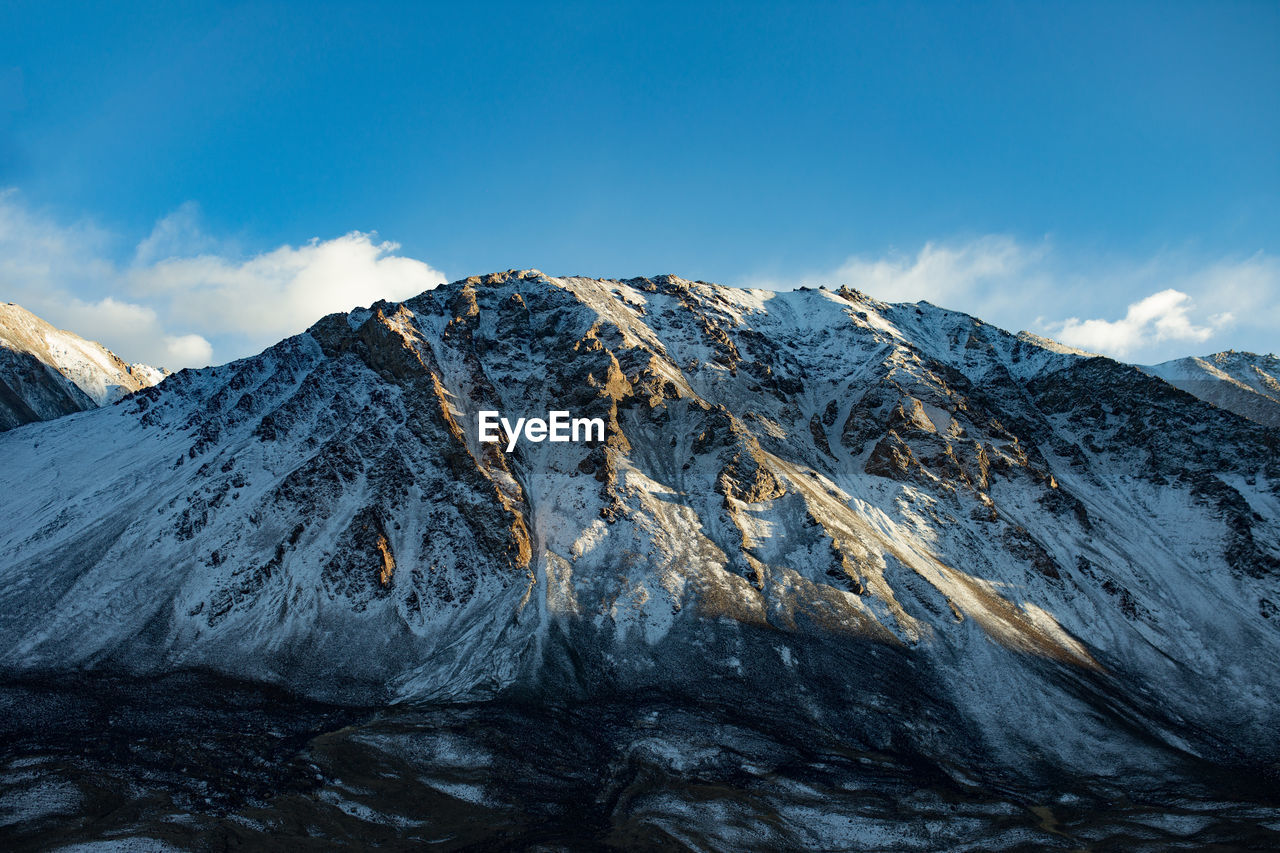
[1145,350,1280,429]
[0,303,167,431]
[0,271,1277,783]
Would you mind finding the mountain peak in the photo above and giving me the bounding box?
[0,302,167,431]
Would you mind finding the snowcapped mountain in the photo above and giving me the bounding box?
[0,302,167,431]
[1144,350,1280,429]
[0,271,1277,783]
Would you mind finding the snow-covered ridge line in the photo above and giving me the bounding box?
[1144,350,1280,429]
[0,269,1277,782]
[0,302,167,431]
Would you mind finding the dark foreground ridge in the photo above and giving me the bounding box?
[1,670,1278,851]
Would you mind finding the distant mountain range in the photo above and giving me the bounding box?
[0,273,1276,795]
[0,302,165,431]
[1143,350,1280,429]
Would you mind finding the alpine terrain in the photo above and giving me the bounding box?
[1144,350,1280,429]
[0,302,166,432]
[0,271,1277,849]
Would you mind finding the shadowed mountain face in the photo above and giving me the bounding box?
[0,271,1278,794]
[0,344,93,431]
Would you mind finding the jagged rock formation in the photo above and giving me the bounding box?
[0,271,1277,785]
[1145,350,1280,429]
[0,303,166,431]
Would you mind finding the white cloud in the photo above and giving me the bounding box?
[134,201,217,265]
[163,333,215,366]
[24,293,215,371]
[0,190,446,369]
[130,232,446,340]
[1049,289,1222,357]
[4,188,1276,370]
[0,188,116,290]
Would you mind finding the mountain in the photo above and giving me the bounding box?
[0,302,167,432]
[1144,350,1280,429]
[0,270,1277,792]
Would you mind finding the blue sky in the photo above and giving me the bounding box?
[1,1,1277,367]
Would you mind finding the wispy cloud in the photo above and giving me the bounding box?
[745,237,1278,363]
[742,236,1042,300]
[0,191,446,369]
[133,201,218,266]
[830,235,1043,306]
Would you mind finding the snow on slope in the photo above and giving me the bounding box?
[0,271,1277,781]
[1144,351,1280,429]
[0,303,167,428]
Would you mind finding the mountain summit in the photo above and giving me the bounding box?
[0,302,166,431]
[0,270,1277,784]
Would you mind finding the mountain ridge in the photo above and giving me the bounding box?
[1144,350,1280,429]
[0,302,166,432]
[0,270,1276,785]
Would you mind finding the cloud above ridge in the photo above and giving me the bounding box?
[132,230,446,340]
[1049,289,1226,357]
[0,191,446,369]
[4,189,1276,370]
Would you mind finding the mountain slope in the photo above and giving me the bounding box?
[0,344,94,430]
[1144,350,1280,429]
[0,271,1277,783]
[0,302,166,431]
